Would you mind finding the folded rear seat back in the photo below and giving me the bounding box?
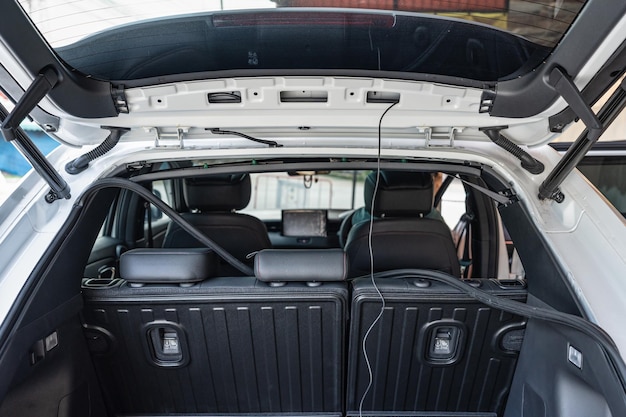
[81,248,348,416]
[346,276,527,416]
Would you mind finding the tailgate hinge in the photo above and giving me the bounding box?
[419,126,461,147]
[148,127,190,148]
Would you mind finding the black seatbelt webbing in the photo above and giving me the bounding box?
[456,212,474,278]
[145,200,154,248]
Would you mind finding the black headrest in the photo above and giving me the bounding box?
[345,219,461,278]
[184,174,251,211]
[254,249,347,282]
[364,171,434,217]
[120,248,217,284]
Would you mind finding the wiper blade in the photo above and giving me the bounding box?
[0,67,70,203]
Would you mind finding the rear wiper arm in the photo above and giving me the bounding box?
[0,67,70,203]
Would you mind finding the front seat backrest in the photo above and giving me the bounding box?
[163,174,271,273]
[344,170,460,277]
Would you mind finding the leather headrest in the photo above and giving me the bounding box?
[184,174,251,211]
[120,248,217,284]
[364,171,434,217]
[254,249,347,282]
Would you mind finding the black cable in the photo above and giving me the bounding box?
[480,126,544,175]
[66,127,130,174]
[207,128,282,148]
[358,101,398,417]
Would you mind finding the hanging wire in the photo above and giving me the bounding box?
[358,101,398,417]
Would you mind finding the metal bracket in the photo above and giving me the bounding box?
[479,89,496,113]
[420,127,459,147]
[111,85,129,114]
[148,127,189,148]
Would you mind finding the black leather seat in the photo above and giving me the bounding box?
[344,170,460,277]
[163,174,271,274]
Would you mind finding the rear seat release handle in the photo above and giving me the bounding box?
[148,327,184,364]
[162,332,180,355]
[425,323,464,365]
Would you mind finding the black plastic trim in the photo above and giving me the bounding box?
[128,160,486,184]
[549,38,626,132]
[0,1,117,118]
[551,139,626,153]
[0,64,60,132]
[118,68,493,90]
[489,0,626,118]
[499,202,584,317]
[0,186,117,404]
[0,67,60,141]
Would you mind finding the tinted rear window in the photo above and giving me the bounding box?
[20,1,586,83]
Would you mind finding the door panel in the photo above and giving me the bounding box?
[0,189,116,417]
[0,317,106,417]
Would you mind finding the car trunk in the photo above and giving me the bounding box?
[0,181,624,417]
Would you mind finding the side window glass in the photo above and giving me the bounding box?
[437,175,466,229]
[146,180,172,226]
[577,156,626,218]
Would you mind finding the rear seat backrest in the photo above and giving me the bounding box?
[347,276,527,415]
[344,171,460,277]
[163,174,271,274]
[81,248,348,415]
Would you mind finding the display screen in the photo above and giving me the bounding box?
[282,209,327,237]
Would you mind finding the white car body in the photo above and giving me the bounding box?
[1,3,626,416]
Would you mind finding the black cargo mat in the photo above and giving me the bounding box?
[117,414,343,417]
[347,413,496,417]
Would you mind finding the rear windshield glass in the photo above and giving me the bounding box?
[19,0,586,83]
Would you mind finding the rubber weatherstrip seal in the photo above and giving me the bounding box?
[366,268,626,391]
[76,177,253,276]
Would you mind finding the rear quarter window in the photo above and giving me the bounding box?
[578,155,626,217]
